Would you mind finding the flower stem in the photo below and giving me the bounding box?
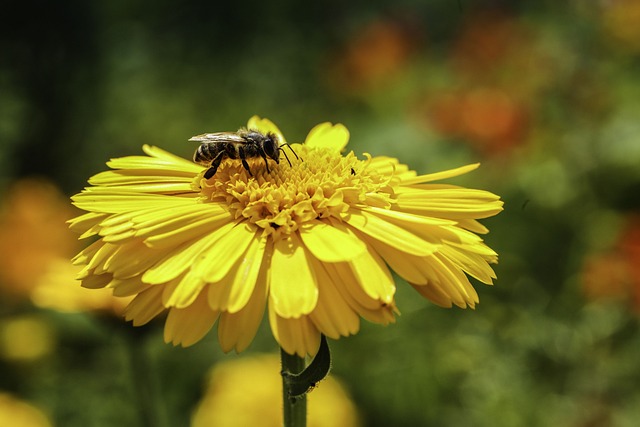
[281,348,307,427]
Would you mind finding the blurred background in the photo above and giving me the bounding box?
[1,0,640,426]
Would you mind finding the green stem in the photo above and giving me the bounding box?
[281,348,307,427]
[123,327,166,427]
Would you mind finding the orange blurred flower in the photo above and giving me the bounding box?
[582,215,640,312]
[601,0,640,53]
[420,86,529,155]
[328,17,420,94]
[451,10,527,76]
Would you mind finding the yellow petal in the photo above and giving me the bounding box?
[142,233,221,284]
[143,212,233,248]
[269,233,318,318]
[226,234,267,313]
[323,262,380,310]
[191,222,256,284]
[268,304,321,357]
[80,273,112,289]
[124,286,166,326]
[411,283,453,308]
[68,212,107,235]
[363,205,456,227]
[345,210,436,256]
[415,254,479,308]
[298,219,367,262]
[348,246,395,304]
[72,193,195,214]
[108,277,151,297]
[164,270,207,309]
[399,163,480,185]
[107,242,171,279]
[364,236,428,284]
[218,274,269,353]
[164,293,219,347]
[143,144,204,170]
[162,224,255,308]
[439,245,497,284]
[304,122,349,152]
[322,261,397,325]
[72,239,103,265]
[308,258,360,339]
[395,188,504,220]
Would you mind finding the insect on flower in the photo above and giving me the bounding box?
[190,128,299,179]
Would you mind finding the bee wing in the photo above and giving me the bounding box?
[188,132,246,143]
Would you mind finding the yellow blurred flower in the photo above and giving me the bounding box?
[0,315,55,362]
[30,259,130,315]
[69,116,503,356]
[0,179,130,316]
[0,180,79,300]
[191,354,359,427]
[0,392,52,427]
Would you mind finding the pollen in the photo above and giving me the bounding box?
[197,146,392,240]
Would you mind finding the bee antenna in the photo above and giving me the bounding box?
[279,143,300,168]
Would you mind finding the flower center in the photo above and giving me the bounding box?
[196,146,392,240]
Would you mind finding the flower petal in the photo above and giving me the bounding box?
[348,246,395,304]
[142,211,234,248]
[345,210,436,256]
[395,187,504,220]
[364,236,428,284]
[411,283,453,308]
[191,222,256,284]
[107,241,170,279]
[399,163,480,185]
[218,270,269,353]
[298,219,367,262]
[207,233,266,313]
[124,285,166,326]
[164,293,219,347]
[226,234,267,313]
[308,258,360,339]
[304,122,349,152]
[142,233,221,284]
[268,304,321,357]
[269,233,319,318]
[322,262,380,310]
[414,253,479,308]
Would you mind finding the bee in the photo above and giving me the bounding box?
[189,128,299,179]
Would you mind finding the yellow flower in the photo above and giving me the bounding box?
[191,354,360,427]
[69,116,503,356]
[0,179,130,316]
[0,179,80,301]
[0,392,52,427]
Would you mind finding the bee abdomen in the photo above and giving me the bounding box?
[194,143,216,163]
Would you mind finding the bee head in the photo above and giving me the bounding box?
[261,132,280,163]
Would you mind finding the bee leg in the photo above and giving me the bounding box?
[241,159,253,176]
[238,147,254,176]
[260,154,271,174]
[204,152,225,179]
